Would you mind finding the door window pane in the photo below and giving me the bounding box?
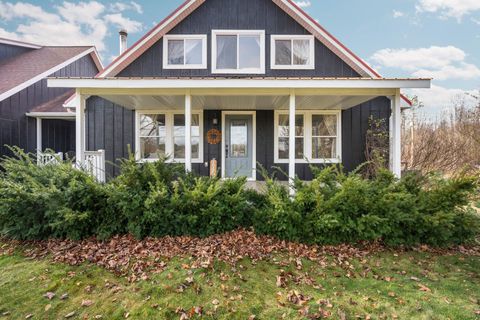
[167,40,184,65]
[275,40,292,65]
[239,35,261,69]
[217,35,237,69]
[230,120,247,157]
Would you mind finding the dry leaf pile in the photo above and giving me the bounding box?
[1,229,479,282]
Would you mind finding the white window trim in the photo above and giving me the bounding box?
[211,30,266,74]
[135,110,204,163]
[163,34,207,69]
[270,35,315,70]
[274,110,342,164]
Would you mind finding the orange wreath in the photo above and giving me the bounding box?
[207,128,222,145]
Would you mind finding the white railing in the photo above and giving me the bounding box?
[83,149,106,183]
[37,152,63,166]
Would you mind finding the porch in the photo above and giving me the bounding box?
[48,77,430,193]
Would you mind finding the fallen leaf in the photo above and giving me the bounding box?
[45,304,52,311]
[43,292,55,300]
[60,293,69,300]
[418,284,431,292]
[212,299,220,305]
[25,314,33,319]
[81,299,94,307]
[65,311,75,318]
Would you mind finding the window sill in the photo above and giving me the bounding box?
[138,158,204,164]
[271,65,315,70]
[274,158,341,164]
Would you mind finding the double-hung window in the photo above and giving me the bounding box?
[212,30,265,74]
[271,35,315,69]
[137,111,203,163]
[274,111,341,163]
[163,35,207,69]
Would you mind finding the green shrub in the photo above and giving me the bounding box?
[253,166,480,246]
[0,148,108,240]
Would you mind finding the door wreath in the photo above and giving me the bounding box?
[207,128,221,145]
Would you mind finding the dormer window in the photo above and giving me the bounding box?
[271,35,315,70]
[163,35,207,69]
[212,30,265,74]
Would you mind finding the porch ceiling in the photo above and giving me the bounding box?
[99,94,378,111]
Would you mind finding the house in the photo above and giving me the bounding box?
[0,37,102,160]
[47,0,430,190]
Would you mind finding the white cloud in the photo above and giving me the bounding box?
[0,1,143,53]
[408,85,478,119]
[472,17,480,24]
[393,10,405,18]
[294,1,311,8]
[371,46,480,80]
[109,1,143,14]
[104,13,143,33]
[416,0,480,20]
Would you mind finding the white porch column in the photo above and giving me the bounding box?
[289,89,296,195]
[185,90,192,172]
[76,92,86,166]
[389,91,401,178]
[36,118,42,152]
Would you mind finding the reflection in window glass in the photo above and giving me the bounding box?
[278,114,304,159]
[230,120,248,157]
[140,114,166,159]
[275,40,291,65]
[239,35,261,69]
[217,35,237,69]
[167,38,204,66]
[274,38,311,67]
[312,115,337,159]
[167,40,184,65]
[293,39,310,65]
[185,39,203,65]
[173,114,200,159]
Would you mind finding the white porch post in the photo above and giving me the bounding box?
[36,117,42,152]
[76,92,86,166]
[390,90,401,178]
[185,90,192,172]
[289,89,296,195]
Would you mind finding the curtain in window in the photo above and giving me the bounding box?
[168,40,184,65]
[217,35,237,69]
[185,39,202,65]
[293,39,310,65]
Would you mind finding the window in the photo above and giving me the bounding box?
[136,111,203,162]
[163,35,207,69]
[271,35,314,69]
[212,30,265,74]
[274,111,341,163]
[312,114,337,160]
[277,114,304,160]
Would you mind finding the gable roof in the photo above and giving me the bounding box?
[29,90,75,113]
[98,0,380,78]
[0,45,103,102]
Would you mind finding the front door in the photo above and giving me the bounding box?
[225,114,253,178]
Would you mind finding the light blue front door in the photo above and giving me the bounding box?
[225,114,253,178]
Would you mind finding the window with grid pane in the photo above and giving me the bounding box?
[278,114,304,160]
[312,114,337,159]
[139,114,166,159]
[173,114,200,160]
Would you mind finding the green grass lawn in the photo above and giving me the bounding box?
[1,246,479,319]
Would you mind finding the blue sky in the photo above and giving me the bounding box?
[1,0,479,118]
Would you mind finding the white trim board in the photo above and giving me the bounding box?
[221,111,257,181]
[26,112,75,118]
[0,47,99,102]
[48,78,431,90]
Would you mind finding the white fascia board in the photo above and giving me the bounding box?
[0,47,96,102]
[280,0,379,78]
[97,0,198,77]
[26,112,76,118]
[48,78,431,90]
[0,38,41,49]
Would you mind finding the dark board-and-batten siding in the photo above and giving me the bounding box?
[118,0,359,78]
[85,97,390,181]
[0,54,98,158]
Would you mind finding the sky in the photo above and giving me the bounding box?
[0,0,479,119]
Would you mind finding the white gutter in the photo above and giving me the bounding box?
[26,112,76,118]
